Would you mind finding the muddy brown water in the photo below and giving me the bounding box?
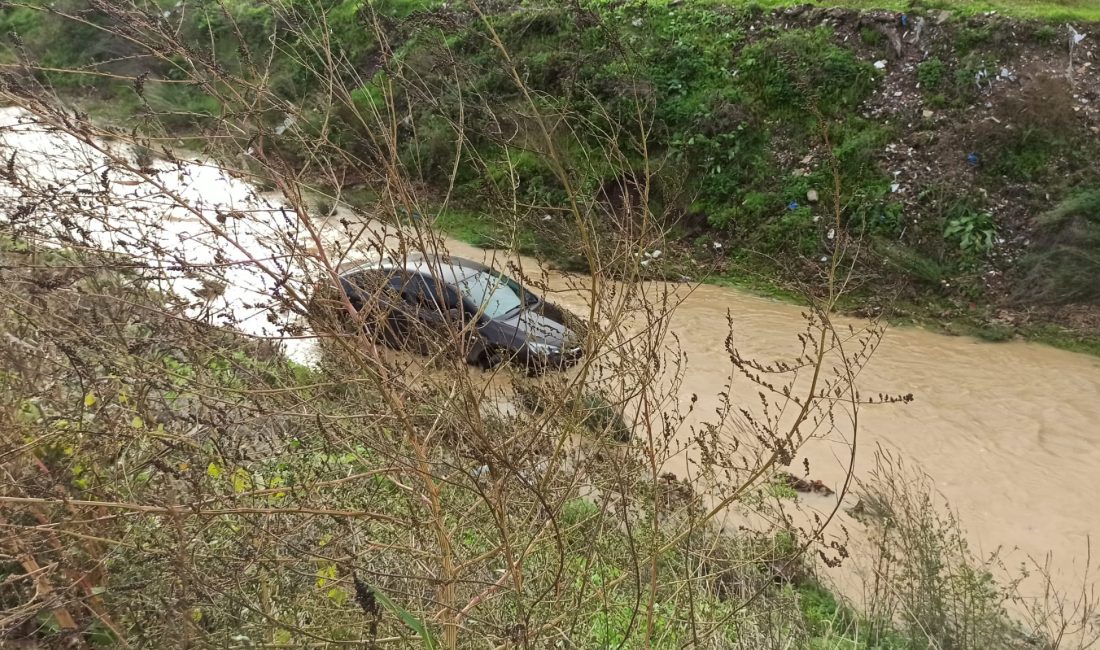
[417,235,1100,604]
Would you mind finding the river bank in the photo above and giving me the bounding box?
[8,1,1100,353]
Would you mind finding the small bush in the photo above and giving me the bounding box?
[706,190,779,234]
[762,206,819,257]
[957,25,993,52]
[988,136,1058,180]
[1034,24,1058,44]
[0,6,44,39]
[400,114,460,182]
[953,53,998,103]
[350,71,392,118]
[945,210,997,258]
[854,451,1052,650]
[1016,189,1100,305]
[518,386,633,443]
[559,498,600,528]
[876,242,949,288]
[849,196,904,238]
[486,148,566,206]
[859,26,884,46]
[575,392,633,443]
[917,57,946,89]
[741,191,776,220]
[736,28,878,118]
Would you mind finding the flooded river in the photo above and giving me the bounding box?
[4,105,1099,604]
[667,283,1100,595]
[438,236,1100,601]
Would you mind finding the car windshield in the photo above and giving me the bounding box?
[456,271,526,319]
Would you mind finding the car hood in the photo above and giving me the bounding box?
[498,306,576,348]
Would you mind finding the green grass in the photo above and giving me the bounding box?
[1022,325,1100,356]
[432,209,501,248]
[711,265,805,304]
[871,297,1100,356]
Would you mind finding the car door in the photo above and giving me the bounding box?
[401,273,447,324]
[339,269,400,338]
[436,280,482,360]
[385,272,443,352]
[401,271,485,359]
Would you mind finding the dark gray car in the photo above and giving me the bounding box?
[336,253,583,371]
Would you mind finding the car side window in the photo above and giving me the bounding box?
[424,276,466,314]
[396,273,442,310]
[342,271,385,308]
[504,274,538,305]
[438,283,462,311]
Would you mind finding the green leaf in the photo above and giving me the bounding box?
[268,474,286,500]
[232,468,252,493]
[206,462,223,479]
[326,587,348,605]
[316,563,337,588]
[84,393,97,408]
[372,586,439,649]
[131,416,144,429]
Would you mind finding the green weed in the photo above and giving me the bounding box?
[859,26,884,46]
[1017,189,1100,305]
[957,25,994,52]
[945,210,997,258]
[1034,24,1059,43]
[917,57,946,89]
[876,242,949,289]
[736,27,879,119]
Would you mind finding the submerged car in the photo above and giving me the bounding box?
[336,253,583,371]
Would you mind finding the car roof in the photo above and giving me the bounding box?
[339,252,494,285]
